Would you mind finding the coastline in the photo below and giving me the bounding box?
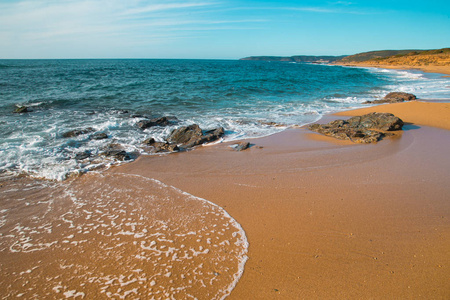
[111,100,450,299]
[335,62,450,76]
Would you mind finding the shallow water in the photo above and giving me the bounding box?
[0,173,248,299]
[2,59,449,180]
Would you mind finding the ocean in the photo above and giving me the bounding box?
[1,59,450,299]
[1,59,449,181]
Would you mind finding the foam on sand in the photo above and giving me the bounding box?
[0,173,248,299]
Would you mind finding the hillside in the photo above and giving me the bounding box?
[334,48,450,73]
[240,55,347,63]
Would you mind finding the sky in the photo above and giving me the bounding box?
[0,0,449,59]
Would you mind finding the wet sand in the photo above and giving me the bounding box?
[112,101,450,299]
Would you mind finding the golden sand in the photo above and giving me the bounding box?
[112,101,450,299]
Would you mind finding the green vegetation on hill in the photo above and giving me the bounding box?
[337,50,420,63]
[337,48,450,64]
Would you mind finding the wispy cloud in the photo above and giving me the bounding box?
[0,0,265,58]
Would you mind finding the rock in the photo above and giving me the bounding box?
[168,125,225,148]
[74,151,91,160]
[90,132,108,140]
[62,128,95,138]
[235,142,250,151]
[168,124,203,145]
[101,149,130,161]
[143,138,179,153]
[384,92,417,101]
[14,106,30,113]
[364,92,417,104]
[308,113,403,143]
[137,117,171,129]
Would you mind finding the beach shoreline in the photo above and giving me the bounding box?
[335,62,450,76]
[110,100,450,299]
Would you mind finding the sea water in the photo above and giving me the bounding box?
[1,59,449,180]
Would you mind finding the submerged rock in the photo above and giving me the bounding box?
[308,112,403,143]
[14,106,31,113]
[62,128,95,138]
[364,92,417,104]
[89,132,108,140]
[137,117,172,129]
[74,151,91,160]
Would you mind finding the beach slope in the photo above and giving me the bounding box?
[113,101,450,299]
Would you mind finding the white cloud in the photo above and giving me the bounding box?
[0,0,264,58]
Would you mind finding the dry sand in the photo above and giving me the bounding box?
[112,101,450,299]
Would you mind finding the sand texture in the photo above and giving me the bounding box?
[112,101,450,299]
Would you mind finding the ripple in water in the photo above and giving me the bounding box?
[0,173,248,299]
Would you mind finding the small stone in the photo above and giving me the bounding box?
[235,142,250,151]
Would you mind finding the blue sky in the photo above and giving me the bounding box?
[0,0,449,59]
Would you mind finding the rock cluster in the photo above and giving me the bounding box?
[364,92,416,104]
[144,124,225,153]
[308,112,404,143]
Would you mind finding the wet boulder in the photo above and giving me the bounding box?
[143,138,179,153]
[137,117,171,129]
[167,125,225,148]
[89,132,108,140]
[62,128,95,138]
[364,92,417,104]
[308,113,403,143]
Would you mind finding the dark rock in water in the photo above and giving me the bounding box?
[137,117,171,129]
[14,106,31,113]
[90,132,108,140]
[168,125,225,148]
[62,127,95,138]
[75,151,91,160]
[308,113,403,143]
[364,92,417,104]
[101,149,131,161]
[235,142,251,151]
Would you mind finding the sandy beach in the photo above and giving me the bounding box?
[110,100,450,299]
[336,63,450,76]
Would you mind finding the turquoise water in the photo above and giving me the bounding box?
[1,59,449,180]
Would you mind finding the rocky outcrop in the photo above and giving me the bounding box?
[143,138,180,153]
[142,124,225,153]
[137,117,175,129]
[62,128,95,138]
[308,113,404,143]
[364,92,417,104]
[168,125,224,148]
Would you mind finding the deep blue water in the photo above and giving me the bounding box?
[1,59,449,180]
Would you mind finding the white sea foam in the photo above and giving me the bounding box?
[0,173,249,299]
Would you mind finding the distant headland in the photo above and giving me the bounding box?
[240,48,450,75]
